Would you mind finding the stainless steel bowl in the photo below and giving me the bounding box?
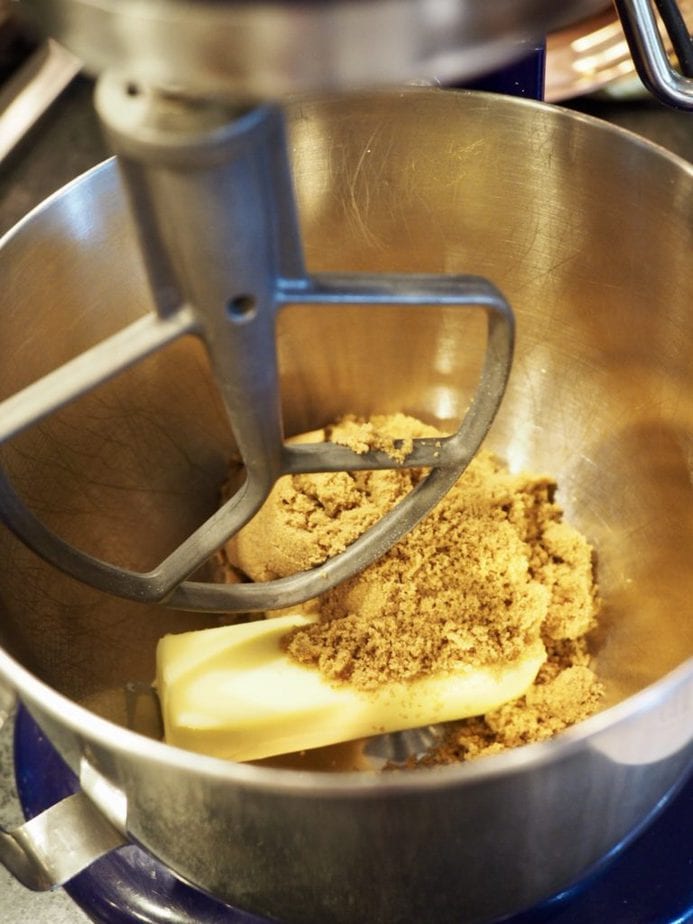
[0,89,691,924]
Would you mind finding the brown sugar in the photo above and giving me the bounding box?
[224,413,603,760]
[328,412,416,463]
[227,413,441,583]
[413,641,603,767]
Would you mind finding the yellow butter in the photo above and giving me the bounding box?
[156,615,545,762]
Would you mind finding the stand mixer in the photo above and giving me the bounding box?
[0,2,691,924]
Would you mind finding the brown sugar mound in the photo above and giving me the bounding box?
[226,415,602,721]
[228,413,441,582]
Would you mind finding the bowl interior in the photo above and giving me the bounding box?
[0,90,691,736]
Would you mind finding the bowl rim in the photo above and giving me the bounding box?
[0,88,691,795]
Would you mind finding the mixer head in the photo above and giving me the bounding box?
[13,0,613,100]
[1,0,690,614]
[14,0,693,108]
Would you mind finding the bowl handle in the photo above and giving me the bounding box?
[0,788,125,891]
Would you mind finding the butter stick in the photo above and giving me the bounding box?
[156,615,545,762]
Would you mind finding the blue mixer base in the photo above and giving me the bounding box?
[13,706,692,924]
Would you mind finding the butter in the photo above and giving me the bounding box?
[156,615,545,762]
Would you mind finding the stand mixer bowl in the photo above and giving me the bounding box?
[0,89,691,923]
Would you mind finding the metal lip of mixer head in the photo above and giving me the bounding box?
[16,0,612,100]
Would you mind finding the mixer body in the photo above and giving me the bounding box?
[0,90,691,923]
[15,0,693,108]
[16,0,608,99]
